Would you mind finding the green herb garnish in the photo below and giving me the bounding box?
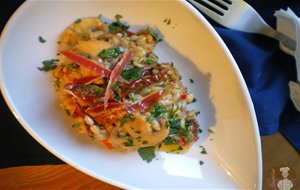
[120,67,142,81]
[113,93,121,101]
[199,128,203,134]
[72,123,80,128]
[148,103,167,122]
[119,113,136,125]
[143,59,156,65]
[38,59,58,72]
[163,137,177,145]
[74,18,82,24]
[111,81,119,91]
[208,129,214,134]
[142,140,149,145]
[109,14,129,34]
[66,63,79,71]
[200,146,207,154]
[138,146,156,163]
[123,138,134,147]
[99,47,123,59]
[146,27,162,43]
[95,87,104,97]
[115,14,123,22]
[163,18,171,25]
[38,36,46,43]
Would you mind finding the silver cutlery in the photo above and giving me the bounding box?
[188,0,296,55]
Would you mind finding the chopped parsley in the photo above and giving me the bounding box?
[66,63,79,71]
[109,14,130,34]
[138,146,156,163]
[74,18,82,24]
[99,47,124,59]
[199,128,203,134]
[72,123,80,128]
[38,59,58,72]
[120,67,142,81]
[163,18,171,25]
[146,27,162,43]
[123,138,134,147]
[128,92,138,102]
[142,140,149,145]
[208,129,214,134]
[38,36,46,43]
[200,147,207,154]
[199,160,204,165]
[115,14,123,22]
[160,83,167,88]
[163,137,177,145]
[95,87,104,97]
[119,113,135,125]
[113,93,121,101]
[143,59,156,65]
[192,97,197,103]
[148,103,168,122]
[111,81,119,91]
[189,78,194,83]
[200,146,207,154]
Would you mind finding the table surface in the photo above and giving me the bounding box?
[0,132,299,190]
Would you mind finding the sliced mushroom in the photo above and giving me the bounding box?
[109,113,169,151]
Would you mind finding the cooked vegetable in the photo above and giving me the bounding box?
[47,16,200,161]
[60,50,111,77]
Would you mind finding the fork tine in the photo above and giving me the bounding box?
[214,0,231,7]
[200,0,226,13]
[189,0,224,22]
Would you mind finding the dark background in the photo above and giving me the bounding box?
[0,0,64,168]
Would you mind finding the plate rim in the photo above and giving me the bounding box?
[0,0,262,189]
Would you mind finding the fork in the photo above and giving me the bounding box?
[187,0,296,55]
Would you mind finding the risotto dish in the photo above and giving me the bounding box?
[46,15,199,156]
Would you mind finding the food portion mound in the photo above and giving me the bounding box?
[52,15,199,153]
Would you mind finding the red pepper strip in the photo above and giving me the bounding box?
[101,139,113,149]
[73,106,84,117]
[117,66,151,84]
[85,102,127,117]
[60,50,111,77]
[73,76,101,85]
[91,90,163,125]
[180,93,187,100]
[123,68,168,97]
[64,84,102,105]
[104,51,133,109]
[124,30,135,36]
[127,90,164,112]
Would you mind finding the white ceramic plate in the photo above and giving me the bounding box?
[0,0,262,189]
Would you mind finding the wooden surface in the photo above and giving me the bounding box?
[0,132,299,190]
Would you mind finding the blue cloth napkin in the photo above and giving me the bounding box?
[204,0,300,152]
